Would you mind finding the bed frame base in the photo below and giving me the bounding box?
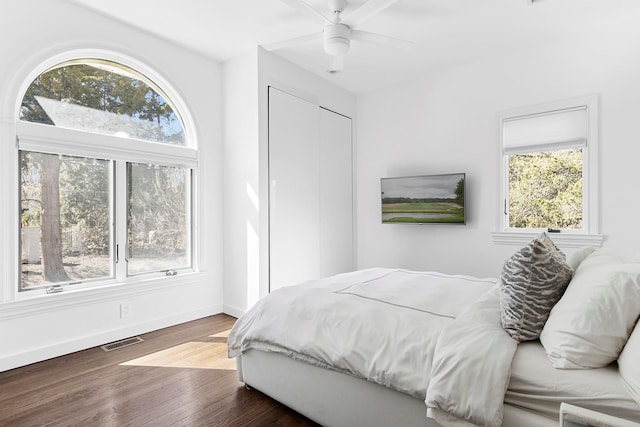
[237,350,557,427]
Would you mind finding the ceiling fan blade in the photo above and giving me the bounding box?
[341,0,399,28]
[281,0,332,25]
[328,55,344,74]
[351,29,414,50]
[262,32,322,51]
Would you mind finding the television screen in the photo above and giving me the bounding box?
[381,173,465,224]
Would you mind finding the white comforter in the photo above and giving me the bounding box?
[426,285,518,426]
[228,268,516,426]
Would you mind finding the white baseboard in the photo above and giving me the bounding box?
[223,303,246,319]
[0,304,222,372]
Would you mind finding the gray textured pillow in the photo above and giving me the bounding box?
[499,233,573,342]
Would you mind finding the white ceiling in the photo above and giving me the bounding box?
[68,0,640,94]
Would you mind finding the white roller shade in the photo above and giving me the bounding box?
[503,106,587,155]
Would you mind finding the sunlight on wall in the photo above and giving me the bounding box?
[246,182,260,308]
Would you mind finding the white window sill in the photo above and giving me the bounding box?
[0,271,203,321]
[491,231,604,248]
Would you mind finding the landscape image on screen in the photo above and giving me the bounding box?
[381,173,465,224]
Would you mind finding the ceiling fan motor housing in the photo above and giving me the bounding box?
[324,23,351,55]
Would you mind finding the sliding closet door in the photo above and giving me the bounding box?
[319,107,353,278]
[268,87,353,292]
[269,87,320,291]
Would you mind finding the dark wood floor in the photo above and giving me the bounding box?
[0,314,320,426]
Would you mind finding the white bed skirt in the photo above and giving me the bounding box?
[236,349,557,427]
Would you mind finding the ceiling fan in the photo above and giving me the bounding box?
[264,0,413,73]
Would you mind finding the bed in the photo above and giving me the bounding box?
[228,235,640,427]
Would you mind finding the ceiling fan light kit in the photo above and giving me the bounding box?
[324,23,351,55]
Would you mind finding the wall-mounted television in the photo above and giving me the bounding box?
[381,173,465,224]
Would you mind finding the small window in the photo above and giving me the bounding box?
[496,95,600,243]
[18,58,195,293]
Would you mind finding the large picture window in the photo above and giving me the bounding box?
[18,58,195,293]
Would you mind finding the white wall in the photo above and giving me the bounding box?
[222,50,260,317]
[356,16,640,278]
[0,0,223,371]
[222,48,356,316]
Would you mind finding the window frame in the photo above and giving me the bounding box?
[492,95,604,248]
[12,53,199,298]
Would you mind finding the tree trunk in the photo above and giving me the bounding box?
[40,154,70,283]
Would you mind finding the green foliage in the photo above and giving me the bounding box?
[508,150,582,229]
[127,164,188,259]
[382,202,464,223]
[20,62,184,144]
[20,151,42,227]
[454,177,464,206]
[59,156,110,254]
[382,202,462,214]
[20,152,111,256]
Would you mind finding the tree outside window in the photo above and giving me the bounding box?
[508,149,582,230]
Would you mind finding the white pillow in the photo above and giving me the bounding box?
[567,246,596,271]
[619,319,640,407]
[540,249,640,369]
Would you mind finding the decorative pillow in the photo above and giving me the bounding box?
[499,233,573,342]
[618,319,640,407]
[540,249,640,369]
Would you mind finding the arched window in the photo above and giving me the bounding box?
[18,59,195,293]
[20,60,185,145]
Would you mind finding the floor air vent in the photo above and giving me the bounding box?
[101,336,144,352]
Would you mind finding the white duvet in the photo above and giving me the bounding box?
[228,268,516,427]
